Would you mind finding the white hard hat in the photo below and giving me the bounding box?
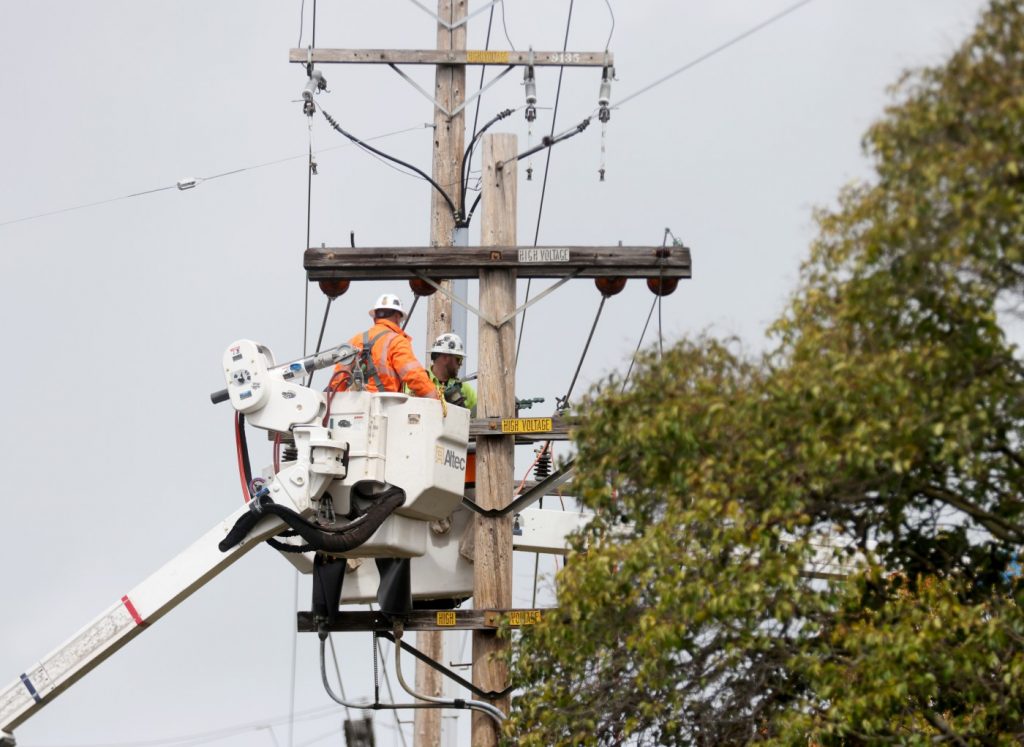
[369,293,406,318]
[431,332,465,357]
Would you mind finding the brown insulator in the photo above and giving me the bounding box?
[318,279,350,299]
[595,277,627,297]
[646,277,679,297]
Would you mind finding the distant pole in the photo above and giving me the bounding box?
[472,133,517,746]
[418,2,467,746]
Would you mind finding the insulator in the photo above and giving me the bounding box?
[595,277,626,297]
[318,279,350,299]
[647,277,679,297]
[524,54,537,122]
[409,277,441,297]
[599,121,608,182]
[534,449,552,480]
[598,66,614,123]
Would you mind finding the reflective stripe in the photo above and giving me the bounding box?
[20,673,41,703]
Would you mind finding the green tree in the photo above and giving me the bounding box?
[506,1,1024,743]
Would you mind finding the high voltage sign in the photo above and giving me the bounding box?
[501,417,554,434]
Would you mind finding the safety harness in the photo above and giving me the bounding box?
[358,329,394,391]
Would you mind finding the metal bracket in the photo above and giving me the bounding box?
[406,0,502,30]
[462,459,575,517]
[388,63,514,118]
[411,270,580,328]
[379,631,513,700]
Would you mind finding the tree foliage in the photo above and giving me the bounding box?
[506,2,1024,743]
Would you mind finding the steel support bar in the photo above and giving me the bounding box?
[305,245,691,280]
[296,608,548,632]
[289,49,613,67]
[462,460,575,518]
[378,632,512,700]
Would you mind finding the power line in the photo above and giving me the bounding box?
[30,705,348,747]
[515,0,576,365]
[615,0,817,109]
[499,0,516,50]
[602,0,615,51]
[0,125,428,229]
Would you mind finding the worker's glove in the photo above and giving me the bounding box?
[444,382,466,407]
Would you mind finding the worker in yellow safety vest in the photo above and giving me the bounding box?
[425,332,476,414]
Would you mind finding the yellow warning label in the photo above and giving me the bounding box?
[467,50,511,64]
[508,610,543,626]
[500,417,553,434]
[436,611,457,626]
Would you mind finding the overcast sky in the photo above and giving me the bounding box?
[0,1,990,745]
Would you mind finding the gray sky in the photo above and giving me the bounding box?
[0,1,989,745]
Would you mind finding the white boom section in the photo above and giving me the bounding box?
[0,500,288,734]
[1,338,353,741]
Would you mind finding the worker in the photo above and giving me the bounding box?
[427,332,477,414]
[328,293,438,398]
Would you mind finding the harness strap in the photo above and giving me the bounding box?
[360,329,394,392]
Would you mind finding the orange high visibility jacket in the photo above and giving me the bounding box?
[329,318,438,398]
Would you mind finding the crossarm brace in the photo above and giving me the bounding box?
[462,459,575,517]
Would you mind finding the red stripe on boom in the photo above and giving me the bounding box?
[121,595,146,626]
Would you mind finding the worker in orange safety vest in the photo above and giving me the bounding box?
[328,293,438,398]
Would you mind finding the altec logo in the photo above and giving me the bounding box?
[441,449,465,471]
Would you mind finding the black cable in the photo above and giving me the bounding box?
[468,6,496,147]
[510,117,590,162]
[303,138,313,359]
[320,108,459,219]
[603,0,615,51]
[238,412,253,495]
[516,0,575,365]
[460,115,589,227]
[499,0,516,50]
[460,107,514,219]
[558,294,606,411]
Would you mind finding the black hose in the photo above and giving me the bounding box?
[219,486,405,554]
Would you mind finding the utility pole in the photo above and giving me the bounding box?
[418,1,466,746]
[294,29,682,747]
[472,133,517,746]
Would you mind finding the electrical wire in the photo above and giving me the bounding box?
[0,125,428,229]
[602,0,615,51]
[499,0,516,50]
[320,108,458,218]
[515,0,575,365]
[296,0,306,47]
[558,294,606,411]
[622,295,658,390]
[468,5,497,148]
[615,0,817,109]
[28,705,352,747]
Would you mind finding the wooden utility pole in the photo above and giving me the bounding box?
[426,0,467,343]
[472,134,517,746]
[418,2,466,746]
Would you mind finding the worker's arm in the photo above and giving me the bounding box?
[390,337,438,398]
